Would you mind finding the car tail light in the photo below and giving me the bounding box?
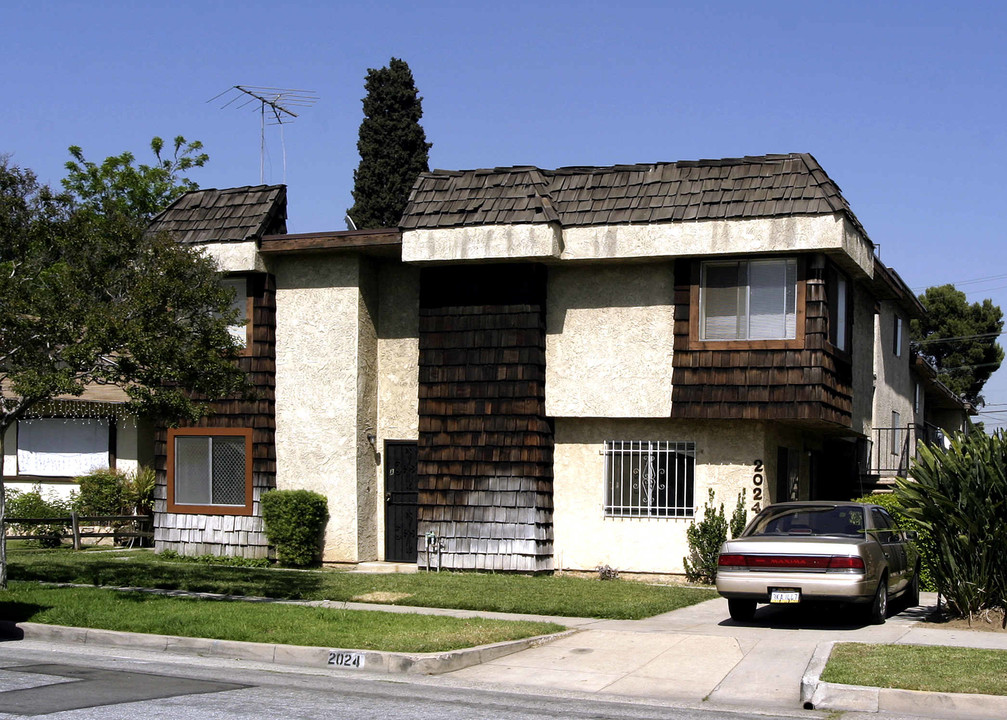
[718,554,746,567]
[716,554,866,572]
[826,555,865,573]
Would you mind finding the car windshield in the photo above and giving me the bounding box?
[745,505,865,538]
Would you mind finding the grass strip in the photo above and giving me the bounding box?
[823,643,1007,696]
[0,582,565,653]
[8,547,716,619]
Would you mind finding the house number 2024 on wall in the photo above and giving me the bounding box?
[752,459,764,514]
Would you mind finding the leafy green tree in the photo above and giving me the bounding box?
[0,158,246,587]
[62,135,208,222]
[911,284,1004,406]
[348,57,431,229]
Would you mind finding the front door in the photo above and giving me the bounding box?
[384,441,418,563]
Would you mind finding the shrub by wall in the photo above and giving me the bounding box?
[74,468,127,516]
[853,491,936,591]
[6,485,73,547]
[261,490,329,567]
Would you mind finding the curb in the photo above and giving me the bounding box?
[0,621,577,675]
[800,640,1007,720]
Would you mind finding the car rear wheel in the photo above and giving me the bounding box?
[905,567,920,608]
[868,576,888,625]
[728,599,757,622]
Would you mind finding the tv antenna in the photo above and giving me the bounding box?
[209,85,318,184]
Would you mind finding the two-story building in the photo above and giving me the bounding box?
[149,153,968,574]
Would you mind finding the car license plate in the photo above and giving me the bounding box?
[770,588,800,604]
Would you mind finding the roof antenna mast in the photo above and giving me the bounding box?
[209,85,318,184]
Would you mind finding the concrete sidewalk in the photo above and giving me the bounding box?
[446,592,1007,717]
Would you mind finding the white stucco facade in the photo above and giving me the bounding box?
[552,418,767,574]
[545,263,675,418]
[271,254,378,563]
[199,240,268,273]
[402,223,562,262]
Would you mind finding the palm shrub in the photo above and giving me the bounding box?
[853,491,936,591]
[261,490,329,567]
[895,431,1007,622]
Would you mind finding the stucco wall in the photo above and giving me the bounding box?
[272,254,375,563]
[560,214,875,276]
[198,240,267,273]
[376,265,420,442]
[546,264,674,418]
[374,264,420,560]
[872,300,915,431]
[402,223,562,262]
[850,284,877,436]
[552,418,765,574]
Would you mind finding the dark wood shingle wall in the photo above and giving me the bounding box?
[417,265,553,571]
[671,259,853,425]
[153,273,276,557]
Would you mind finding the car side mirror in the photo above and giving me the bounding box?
[904,530,918,541]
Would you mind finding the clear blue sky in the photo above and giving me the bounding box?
[6,1,1007,428]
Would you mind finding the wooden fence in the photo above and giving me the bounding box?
[3,513,153,549]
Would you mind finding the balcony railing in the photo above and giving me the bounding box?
[862,423,946,478]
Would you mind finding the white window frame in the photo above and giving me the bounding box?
[603,440,695,518]
[893,314,903,358]
[699,258,798,341]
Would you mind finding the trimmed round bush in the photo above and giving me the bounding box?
[261,490,329,567]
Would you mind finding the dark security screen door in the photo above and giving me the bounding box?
[384,441,418,563]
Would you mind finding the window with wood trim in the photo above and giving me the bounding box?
[826,266,851,353]
[219,276,251,352]
[700,258,798,341]
[167,428,253,515]
[603,441,695,517]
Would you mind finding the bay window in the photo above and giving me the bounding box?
[700,258,798,341]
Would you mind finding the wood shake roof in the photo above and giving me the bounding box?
[148,185,287,244]
[402,153,868,240]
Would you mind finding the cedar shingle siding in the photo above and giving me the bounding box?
[152,186,285,558]
[417,265,554,572]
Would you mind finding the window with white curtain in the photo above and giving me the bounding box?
[16,418,109,477]
[700,258,797,340]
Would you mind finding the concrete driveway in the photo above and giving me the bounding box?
[448,592,948,710]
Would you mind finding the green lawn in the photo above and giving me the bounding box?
[823,643,1007,696]
[0,581,564,653]
[7,546,716,619]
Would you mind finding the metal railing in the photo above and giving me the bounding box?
[864,423,946,477]
[3,513,153,549]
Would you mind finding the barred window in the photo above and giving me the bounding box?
[604,441,696,517]
[167,428,253,515]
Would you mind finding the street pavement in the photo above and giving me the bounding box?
[5,590,1007,718]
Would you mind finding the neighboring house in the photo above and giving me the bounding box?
[150,153,959,573]
[1,382,152,501]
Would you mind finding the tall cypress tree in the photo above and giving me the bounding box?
[348,58,431,229]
